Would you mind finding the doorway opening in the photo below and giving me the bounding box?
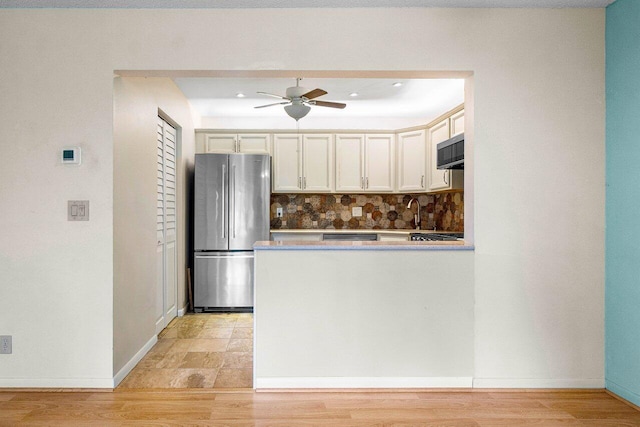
[113,70,474,391]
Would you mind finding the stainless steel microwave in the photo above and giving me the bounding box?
[437,133,464,170]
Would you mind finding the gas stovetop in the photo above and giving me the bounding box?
[410,232,464,241]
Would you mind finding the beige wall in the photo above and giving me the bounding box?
[113,77,197,378]
[0,7,604,386]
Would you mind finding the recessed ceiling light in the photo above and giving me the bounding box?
[393,82,403,87]
[236,93,246,98]
[349,92,359,97]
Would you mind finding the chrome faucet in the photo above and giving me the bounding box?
[407,197,421,230]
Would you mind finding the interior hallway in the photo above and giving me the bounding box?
[118,313,253,389]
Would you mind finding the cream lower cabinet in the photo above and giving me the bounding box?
[335,134,394,192]
[428,112,464,192]
[272,134,333,193]
[397,129,426,192]
[198,133,271,154]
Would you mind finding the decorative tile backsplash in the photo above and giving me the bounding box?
[270,191,464,232]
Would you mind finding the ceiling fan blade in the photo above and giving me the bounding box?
[302,88,328,100]
[254,101,290,109]
[257,91,289,100]
[313,100,347,109]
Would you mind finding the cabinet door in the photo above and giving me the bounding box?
[364,134,395,192]
[397,130,426,192]
[450,109,465,137]
[238,134,271,155]
[302,134,333,192]
[428,119,452,191]
[272,134,302,192]
[204,134,237,153]
[335,134,365,192]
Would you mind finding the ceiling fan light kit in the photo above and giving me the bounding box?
[284,103,311,121]
[255,78,346,121]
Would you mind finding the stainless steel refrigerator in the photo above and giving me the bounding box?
[193,153,270,312]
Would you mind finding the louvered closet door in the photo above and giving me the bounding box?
[156,117,178,334]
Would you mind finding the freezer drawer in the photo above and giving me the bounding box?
[194,252,254,310]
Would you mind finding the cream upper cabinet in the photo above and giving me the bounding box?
[272,134,333,193]
[272,134,302,192]
[237,134,271,154]
[200,133,271,154]
[202,134,237,153]
[335,134,394,193]
[302,134,333,192]
[364,134,395,192]
[450,109,465,137]
[397,129,426,192]
[335,134,365,192]
[428,118,452,191]
[427,111,464,192]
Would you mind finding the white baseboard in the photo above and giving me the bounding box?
[255,376,473,389]
[0,377,114,388]
[178,304,188,317]
[112,334,158,388]
[473,378,605,389]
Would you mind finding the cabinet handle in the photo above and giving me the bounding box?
[298,176,302,189]
[443,171,448,186]
[361,177,364,189]
[366,177,369,189]
[421,175,424,188]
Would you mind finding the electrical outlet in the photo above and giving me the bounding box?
[0,336,12,354]
[276,207,283,218]
[352,206,363,217]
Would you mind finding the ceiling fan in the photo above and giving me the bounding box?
[254,78,346,121]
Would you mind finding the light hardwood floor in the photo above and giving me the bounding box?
[1,389,639,426]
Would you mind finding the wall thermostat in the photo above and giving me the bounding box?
[61,147,81,165]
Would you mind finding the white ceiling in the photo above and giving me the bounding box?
[0,0,616,7]
[173,77,465,129]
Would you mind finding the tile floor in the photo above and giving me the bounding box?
[118,312,253,389]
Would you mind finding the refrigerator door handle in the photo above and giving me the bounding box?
[232,164,236,238]
[221,164,226,238]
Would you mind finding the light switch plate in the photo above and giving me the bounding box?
[352,206,363,217]
[276,207,283,218]
[68,200,89,221]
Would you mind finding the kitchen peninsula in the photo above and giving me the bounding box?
[252,239,474,389]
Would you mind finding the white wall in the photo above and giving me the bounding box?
[255,249,475,388]
[0,7,604,387]
[113,77,197,379]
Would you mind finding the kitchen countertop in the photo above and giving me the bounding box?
[270,229,460,235]
[254,240,473,251]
